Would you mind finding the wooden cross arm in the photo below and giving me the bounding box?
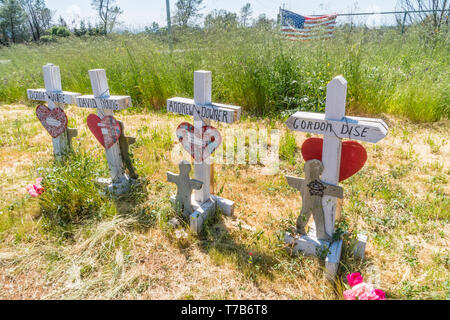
[190,179,203,190]
[285,175,304,191]
[27,89,80,105]
[322,182,343,199]
[167,172,178,183]
[285,112,388,143]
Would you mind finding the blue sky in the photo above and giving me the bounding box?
[46,0,401,29]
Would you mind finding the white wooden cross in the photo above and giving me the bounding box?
[284,76,388,279]
[27,64,81,159]
[167,70,241,233]
[76,69,133,195]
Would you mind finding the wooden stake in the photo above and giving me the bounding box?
[193,70,212,203]
[88,69,126,184]
[321,76,346,239]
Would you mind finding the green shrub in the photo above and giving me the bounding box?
[39,35,55,43]
[47,26,71,38]
[38,151,109,228]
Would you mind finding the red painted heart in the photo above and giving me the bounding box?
[301,137,367,182]
[36,105,68,138]
[176,122,222,161]
[87,114,122,149]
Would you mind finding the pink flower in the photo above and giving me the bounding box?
[26,178,44,197]
[26,184,39,197]
[359,289,385,300]
[343,289,357,300]
[351,282,374,297]
[359,290,379,300]
[373,289,386,300]
[347,272,363,287]
[343,273,386,300]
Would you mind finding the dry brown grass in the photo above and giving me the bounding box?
[0,104,448,299]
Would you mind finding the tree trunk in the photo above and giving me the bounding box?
[10,16,16,43]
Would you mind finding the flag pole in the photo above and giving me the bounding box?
[166,0,173,52]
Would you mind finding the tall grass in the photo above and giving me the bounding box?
[0,25,448,122]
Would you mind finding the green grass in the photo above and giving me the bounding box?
[38,150,110,231]
[279,130,298,166]
[0,25,448,122]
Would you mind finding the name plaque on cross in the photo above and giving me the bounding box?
[27,89,80,105]
[77,95,132,110]
[285,112,388,143]
[167,97,241,124]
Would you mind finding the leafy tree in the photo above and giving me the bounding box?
[174,0,203,27]
[204,9,238,29]
[73,19,87,37]
[87,21,103,36]
[57,15,67,27]
[91,0,123,34]
[239,2,252,27]
[253,14,275,30]
[47,25,70,37]
[19,0,52,41]
[145,21,160,33]
[0,0,27,43]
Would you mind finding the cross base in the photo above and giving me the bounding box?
[211,195,234,216]
[95,175,136,196]
[170,194,234,234]
[285,225,367,280]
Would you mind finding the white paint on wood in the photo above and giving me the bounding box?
[27,88,80,105]
[45,117,62,127]
[193,71,212,204]
[170,194,217,234]
[38,64,81,158]
[285,225,343,279]
[285,232,328,256]
[190,198,216,234]
[353,233,367,260]
[321,77,347,240]
[85,69,128,186]
[211,195,235,216]
[285,112,387,143]
[95,177,130,194]
[76,95,131,110]
[325,238,343,280]
[167,97,240,124]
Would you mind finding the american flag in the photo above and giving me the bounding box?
[280,9,338,40]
